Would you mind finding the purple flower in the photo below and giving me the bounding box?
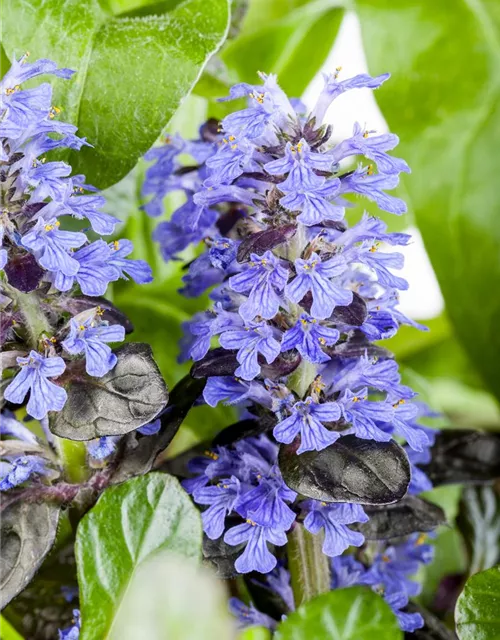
[4,351,67,420]
[187,307,242,361]
[58,610,81,640]
[52,186,118,235]
[331,555,368,589]
[312,70,390,124]
[389,400,431,452]
[303,501,367,557]
[62,317,125,377]
[193,477,241,539]
[107,239,153,284]
[265,139,333,179]
[0,455,48,490]
[364,534,434,597]
[219,321,281,380]
[273,397,341,453]
[355,242,408,291]
[87,436,120,460]
[285,253,352,320]
[281,314,339,363]
[221,73,294,141]
[21,218,87,276]
[229,251,289,321]
[53,240,117,296]
[235,468,297,529]
[384,592,423,633]
[229,598,276,630]
[407,447,433,494]
[339,167,407,215]
[1,56,73,138]
[338,389,394,443]
[281,180,343,226]
[205,137,259,187]
[224,520,287,574]
[329,123,410,174]
[26,160,72,201]
[203,376,272,409]
[0,410,38,443]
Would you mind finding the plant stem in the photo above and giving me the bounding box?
[12,288,51,348]
[287,523,331,606]
[288,358,317,399]
[55,438,89,484]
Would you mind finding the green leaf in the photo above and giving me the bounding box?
[0,616,24,640]
[274,587,402,640]
[355,0,500,401]
[76,473,202,639]
[220,0,344,96]
[238,628,272,640]
[455,564,500,640]
[105,551,234,639]
[2,0,230,188]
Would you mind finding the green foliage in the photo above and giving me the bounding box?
[274,587,402,640]
[75,473,202,639]
[2,0,230,188]
[0,616,25,640]
[238,628,272,640]
[355,0,500,402]
[455,565,500,640]
[105,551,234,639]
[220,0,344,97]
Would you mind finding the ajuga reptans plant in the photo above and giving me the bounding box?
[0,56,171,636]
[141,69,445,632]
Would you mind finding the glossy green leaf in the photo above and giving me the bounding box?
[455,564,500,640]
[274,587,402,640]
[75,473,202,640]
[220,0,343,96]
[107,551,234,640]
[2,0,230,188]
[355,0,500,401]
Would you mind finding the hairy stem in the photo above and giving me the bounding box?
[287,523,331,606]
[12,288,51,349]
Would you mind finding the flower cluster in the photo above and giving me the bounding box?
[1,56,152,432]
[143,68,438,632]
[331,533,434,632]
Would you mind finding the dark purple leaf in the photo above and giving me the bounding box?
[215,204,247,235]
[59,295,134,333]
[0,499,60,609]
[329,330,393,359]
[202,531,243,579]
[213,417,274,446]
[329,293,368,326]
[278,435,410,505]
[357,496,446,540]
[422,430,500,485]
[237,225,297,262]
[111,375,205,484]
[191,348,239,378]
[4,251,44,293]
[50,343,168,440]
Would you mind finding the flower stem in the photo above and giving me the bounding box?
[11,288,51,349]
[55,438,88,484]
[287,522,331,606]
